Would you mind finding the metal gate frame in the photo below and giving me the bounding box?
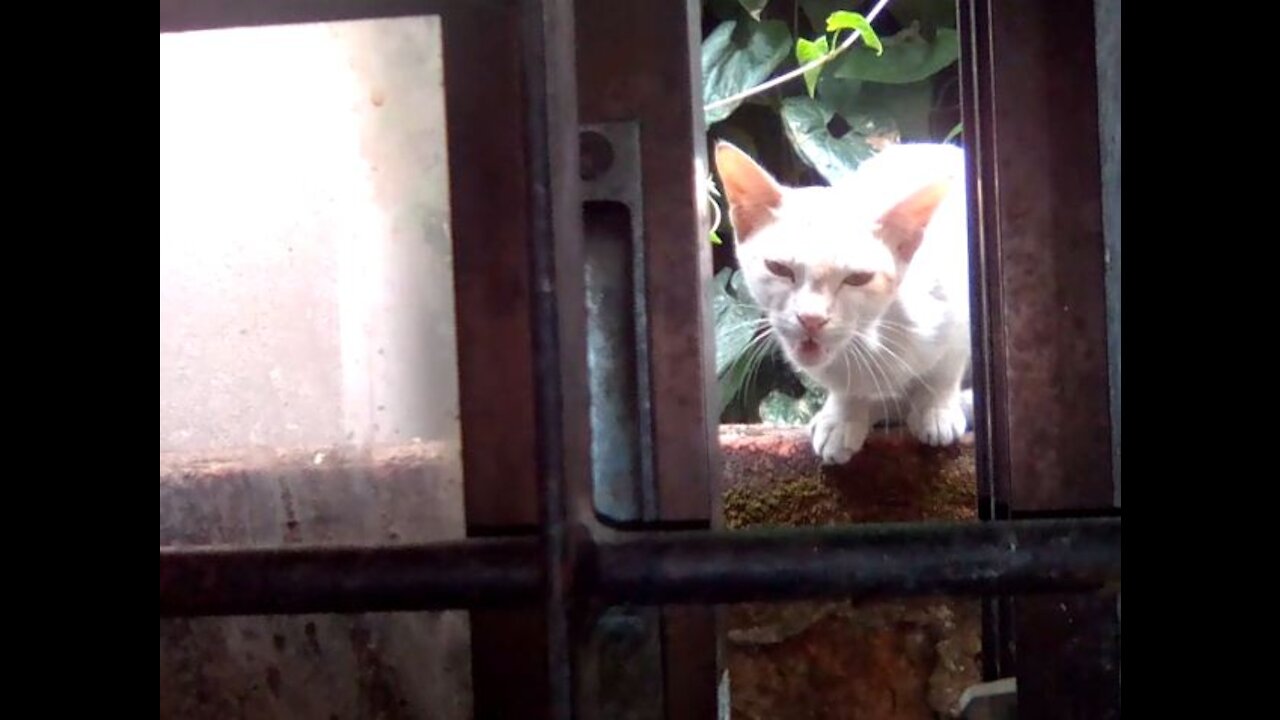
[159,0,1122,717]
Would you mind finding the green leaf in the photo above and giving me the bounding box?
[737,0,769,20]
[856,80,933,141]
[832,25,958,84]
[712,269,769,416]
[710,229,724,245]
[815,73,863,118]
[708,0,746,21]
[712,269,761,376]
[780,96,893,182]
[825,11,882,55]
[702,20,793,125]
[712,268,814,422]
[758,384,826,426]
[800,0,845,34]
[817,75,927,147]
[888,0,957,30]
[795,36,829,98]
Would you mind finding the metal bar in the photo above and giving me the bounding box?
[1094,0,1122,507]
[958,0,1017,683]
[962,0,1120,712]
[595,518,1118,605]
[441,4,551,714]
[974,0,1114,515]
[159,537,540,616]
[575,0,716,526]
[160,518,1120,617]
[519,0,587,715]
[442,5,543,534]
[160,0,507,33]
[572,0,718,712]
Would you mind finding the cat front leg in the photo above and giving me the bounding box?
[810,393,872,465]
[906,349,970,446]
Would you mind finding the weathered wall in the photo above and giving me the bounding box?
[720,426,981,720]
[159,445,470,720]
[160,428,980,719]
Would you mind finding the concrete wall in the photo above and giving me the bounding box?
[160,18,470,719]
[160,16,459,456]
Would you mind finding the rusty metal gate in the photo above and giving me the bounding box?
[159,0,1121,717]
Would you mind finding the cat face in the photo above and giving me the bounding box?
[714,142,951,372]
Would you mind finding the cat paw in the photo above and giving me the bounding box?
[810,411,869,465]
[907,401,968,446]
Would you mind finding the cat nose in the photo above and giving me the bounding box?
[796,313,828,335]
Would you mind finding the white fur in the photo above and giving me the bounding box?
[727,143,971,464]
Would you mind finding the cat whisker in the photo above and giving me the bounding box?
[849,341,920,428]
[718,317,771,336]
[739,326,777,411]
[845,341,901,434]
[856,330,941,404]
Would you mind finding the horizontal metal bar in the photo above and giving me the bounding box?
[159,0,507,33]
[593,518,1119,605]
[160,537,541,616]
[159,518,1119,617]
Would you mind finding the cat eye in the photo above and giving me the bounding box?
[764,260,795,281]
[843,271,875,287]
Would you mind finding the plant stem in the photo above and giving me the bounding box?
[703,0,893,114]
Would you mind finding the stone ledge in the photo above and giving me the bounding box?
[719,426,981,720]
[159,428,980,719]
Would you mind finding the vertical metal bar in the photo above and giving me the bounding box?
[958,0,1014,683]
[521,0,588,716]
[1094,0,1122,692]
[574,0,719,715]
[960,0,1120,714]
[445,6,542,535]
[981,0,1114,514]
[441,6,553,716]
[575,0,716,527]
[1094,0,1121,507]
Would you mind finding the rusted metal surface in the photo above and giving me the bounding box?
[159,441,1118,615]
[959,0,1120,715]
[442,5,542,534]
[159,0,506,33]
[470,608,550,718]
[964,0,1114,514]
[158,438,1121,715]
[1094,0,1121,506]
[520,0,589,717]
[658,605,718,720]
[160,1,1124,716]
[159,441,1118,614]
[594,519,1119,606]
[161,539,540,616]
[581,121,656,523]
[576,0,716,526]
[440,7,551,714]
[1013,593,1120,719]
[160,515,1120,615]
[578,608,667,720]
[159,444,471,720]
[574,2,718,717]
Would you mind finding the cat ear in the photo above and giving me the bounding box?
[714,141,784,242]
[877,178,953,263]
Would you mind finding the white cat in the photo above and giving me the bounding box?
[714,141,972,464]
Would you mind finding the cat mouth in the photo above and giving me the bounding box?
[793,338,824,365]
